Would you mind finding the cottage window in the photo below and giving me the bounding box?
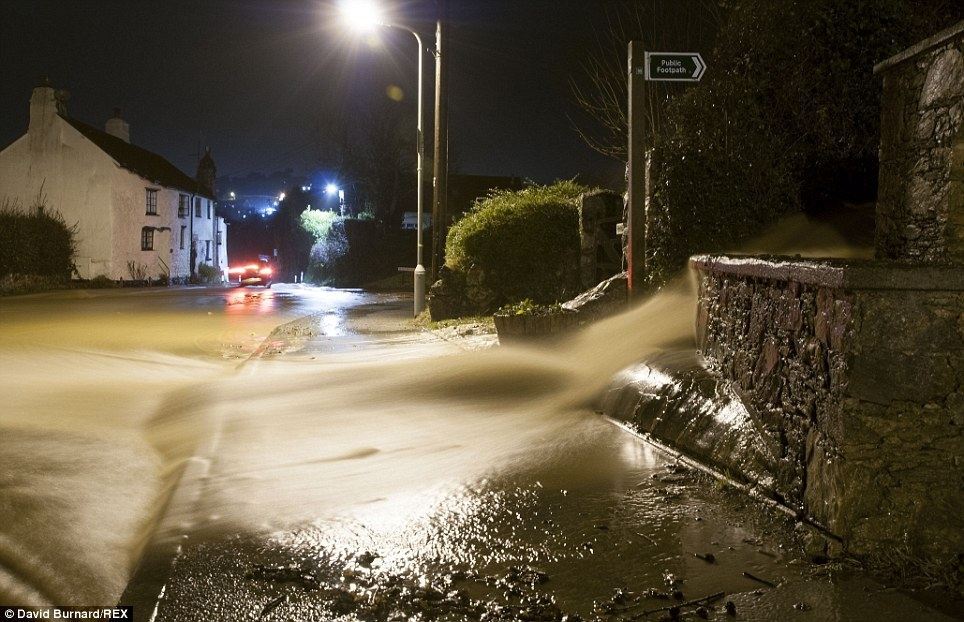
[205,240,211,261]
[194,197,202,217]
[141,227,154,251]
[180,225,187,250]
[207,202,212,219]
[216,230,222,245]
[178,194,189,218]
[145,189,158,215]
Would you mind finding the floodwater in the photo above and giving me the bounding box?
[1,215,951,619]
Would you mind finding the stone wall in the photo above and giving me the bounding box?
[692,255,963,564]
[875,22,964,263]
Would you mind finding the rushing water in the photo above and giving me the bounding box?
[1,214,898,618]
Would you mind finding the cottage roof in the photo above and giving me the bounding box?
[62,116,215,199]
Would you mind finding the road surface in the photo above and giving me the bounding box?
[0,285,954,621]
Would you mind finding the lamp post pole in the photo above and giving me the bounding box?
[412,28,426,317]
[386,25,427,317]
[339,3,430,316]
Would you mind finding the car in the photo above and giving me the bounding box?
[227,261,273,287]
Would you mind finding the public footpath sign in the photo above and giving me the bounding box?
[639,52,706,82]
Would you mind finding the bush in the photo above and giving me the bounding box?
[300,209,341,241]
[496,299,564,317]
[197,263,221,284]
[0,199,76,280]
[88,274,117,289]
[443,180,587,310]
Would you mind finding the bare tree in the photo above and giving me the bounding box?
[316,99,415,226]
[569,0,723,161]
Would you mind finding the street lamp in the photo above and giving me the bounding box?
[340,0,428,317]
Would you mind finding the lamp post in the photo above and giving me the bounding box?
[340,0,428,316]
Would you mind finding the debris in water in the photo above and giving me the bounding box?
[259,594,285,618]
[725,600,738,616]
[742,571,776,588]
[626,592,725,620]
[793,602,811,611]
[247,564,320,590]
[356,551,378,567]
[694,552,716,563]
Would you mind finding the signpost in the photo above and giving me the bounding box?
[626,46,706,297]
[640,52,706,82]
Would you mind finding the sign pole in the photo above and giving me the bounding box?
[627,41,647,297]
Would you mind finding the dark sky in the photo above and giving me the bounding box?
[0,0,624,187]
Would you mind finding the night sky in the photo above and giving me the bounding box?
[0,0,624,188]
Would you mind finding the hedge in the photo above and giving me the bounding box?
[0,203,76,280]
[443,180,587,309]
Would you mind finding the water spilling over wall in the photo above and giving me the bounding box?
[691,256,963,561]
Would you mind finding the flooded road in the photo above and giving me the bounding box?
[0,282,956,620]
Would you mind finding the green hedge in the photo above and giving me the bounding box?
[444,180,586,308]
[0,204,76,280]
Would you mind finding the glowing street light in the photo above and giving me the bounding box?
[339,0,383,33]
[339,0,428,317]
[325,183,339,195]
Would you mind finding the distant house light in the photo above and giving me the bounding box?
[265,207,276,215]
[278,192,286,201]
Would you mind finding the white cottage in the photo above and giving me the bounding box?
[0,83,228,282]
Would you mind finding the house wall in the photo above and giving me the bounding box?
[189,197,218,277]
[0,87,219,281]
[216,217,228,276]
[0,116,115,279]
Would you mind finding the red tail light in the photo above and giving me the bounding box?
[259,267,273,275]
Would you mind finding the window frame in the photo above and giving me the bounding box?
[141,227,154,251]
[145,188,158,216]
[178,194,189,218]
[194,197,202,218]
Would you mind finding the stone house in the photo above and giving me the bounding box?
[0,82,227,281]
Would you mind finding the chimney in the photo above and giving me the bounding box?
[197,147,217,196]
[105,107,130,143]
[28,79,58,137]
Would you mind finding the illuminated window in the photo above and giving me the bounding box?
[145,188,158,215]
[141,227,154,251]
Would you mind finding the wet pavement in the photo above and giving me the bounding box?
[1,285,957,620]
